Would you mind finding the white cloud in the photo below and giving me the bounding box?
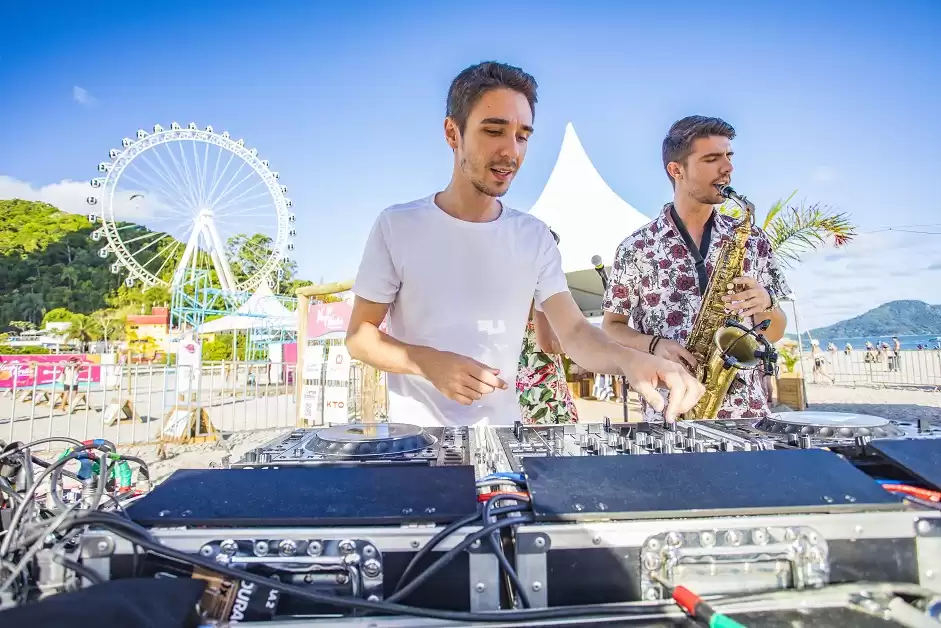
[0,175,152,222]
[784,229,941,333]
[72,85,98,107]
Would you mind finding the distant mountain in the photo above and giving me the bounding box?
[805,300,941,338]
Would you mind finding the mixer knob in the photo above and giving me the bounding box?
[635,433,647,447]
[741,442,753,451]
[686,426,697,438]
[798,435,812,449]
[653,437,663,452]
[855,435,872,446]
[607,433,619,447]
[579,434,590,449]
[675,433,685,447]
[663,441,675,454]
[787,434,799,446]
[664,421,677,432]
[617,436,629,451]
[694,442,706,453]
[598,443,612,455]
[719,441,733,452]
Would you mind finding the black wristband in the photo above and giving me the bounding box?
[649,335,662,355]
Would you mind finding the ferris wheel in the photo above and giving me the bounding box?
[86,122,296,292]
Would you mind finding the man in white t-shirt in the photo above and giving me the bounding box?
[346,61,704,428]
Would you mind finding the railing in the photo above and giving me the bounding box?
[0,360,309,451]
[795,349,941,388]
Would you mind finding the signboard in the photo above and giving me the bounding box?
[176,333,203,394]
[323,386,349,425]
[299,294,387,426]
[326,345,350,382]
[307,301,354,340]
[0,354,101,389]
[301,384,321,422]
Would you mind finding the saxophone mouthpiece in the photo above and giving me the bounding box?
[715,183,736,199]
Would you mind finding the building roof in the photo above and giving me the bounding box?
[127,315,168,326]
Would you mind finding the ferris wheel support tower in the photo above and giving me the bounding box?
[172,208,239,292]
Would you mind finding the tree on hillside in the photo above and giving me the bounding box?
[720,190,856,266]
[91,309,126,350]
[43,308,77,326]
[66,314,102,351]
[226,233,299,295]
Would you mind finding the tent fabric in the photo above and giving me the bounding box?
[529,123,651,275]
[197,283,295,333]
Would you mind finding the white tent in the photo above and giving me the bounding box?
[529,123,651,314]
[197,283,295,333]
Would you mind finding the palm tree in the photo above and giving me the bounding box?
[720,190,856,266]
[66,314,102,352]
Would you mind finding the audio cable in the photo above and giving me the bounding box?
[653,574,747,628]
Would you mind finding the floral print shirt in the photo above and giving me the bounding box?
[517,320,579,424]
[603,204,794,421]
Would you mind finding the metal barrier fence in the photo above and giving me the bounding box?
[796,349,941,388]
[0,360,386,451]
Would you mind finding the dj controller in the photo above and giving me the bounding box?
[2,411,941,627]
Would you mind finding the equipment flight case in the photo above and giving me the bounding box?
[513,448,941,608]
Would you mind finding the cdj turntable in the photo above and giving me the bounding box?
[233,423,470,467]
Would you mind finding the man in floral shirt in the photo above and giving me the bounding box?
[602,116,793,421]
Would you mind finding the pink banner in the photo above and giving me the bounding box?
[306,301,386,340]
[307,301,353,339]
[0,354,101,389]
[283,343,297,364]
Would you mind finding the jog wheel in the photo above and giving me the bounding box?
[304,423,437,459]
[753,411,904,439]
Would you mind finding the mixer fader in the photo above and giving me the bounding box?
[485,412,940,474]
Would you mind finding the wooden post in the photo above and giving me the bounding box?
[295,292,309,426]
[362,364,377,423]
[294,280,354,426]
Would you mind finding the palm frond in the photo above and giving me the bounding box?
[762,189,797,231]
[766,201,856,267]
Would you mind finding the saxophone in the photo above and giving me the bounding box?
[681,184,765,420]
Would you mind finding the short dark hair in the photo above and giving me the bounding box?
[662,115,736,186]
[446,61,538,134]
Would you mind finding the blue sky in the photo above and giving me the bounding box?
[1,0,939,332]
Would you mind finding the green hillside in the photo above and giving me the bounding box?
[0,199,125,328]
[806,300,941,338]
[0,199,306,332]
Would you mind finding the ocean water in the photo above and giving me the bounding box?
[797,334,941,352]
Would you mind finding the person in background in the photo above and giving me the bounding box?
[517,229,579,424]
[811,340,834,384]
[889,336,901,372]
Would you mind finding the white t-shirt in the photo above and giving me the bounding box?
[352,194,570,428]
